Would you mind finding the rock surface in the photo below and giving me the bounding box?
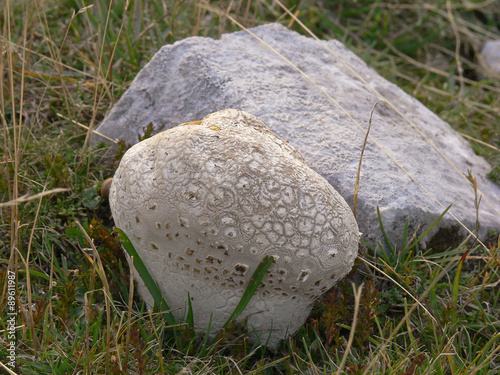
[479,40,500,77]
[97,23,500,248]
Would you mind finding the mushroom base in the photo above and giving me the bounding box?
[130,261,315,349]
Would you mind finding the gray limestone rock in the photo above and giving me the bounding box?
[97,23,500,249]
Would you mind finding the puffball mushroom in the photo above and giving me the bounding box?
[109,109,359,348]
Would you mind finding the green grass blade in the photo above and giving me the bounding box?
[405,204,452,251]
[51,249,68,284]
[187,292,194,328]
[18,268,51,281]
[377,240,392,264]
[377,205,394,255]
[452,248,470,326]
[115,228,176,326]
[222,255,275,329]
[399,219,413,265]
[359,238,375,252]
[459,332,500,375]
[402,216,409,248]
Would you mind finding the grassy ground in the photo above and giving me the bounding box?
[1,0,500,374]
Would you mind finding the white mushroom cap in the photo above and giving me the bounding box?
[109,109,359,348]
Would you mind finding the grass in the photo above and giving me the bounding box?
[1,0,500,374]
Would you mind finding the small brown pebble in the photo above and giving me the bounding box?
[100,177,113,200]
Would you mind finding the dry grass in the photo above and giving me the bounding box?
[1,0,499,374]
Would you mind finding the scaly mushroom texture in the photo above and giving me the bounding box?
[109,109,359,348]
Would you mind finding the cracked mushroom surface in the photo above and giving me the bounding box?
[109,109,359,348]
